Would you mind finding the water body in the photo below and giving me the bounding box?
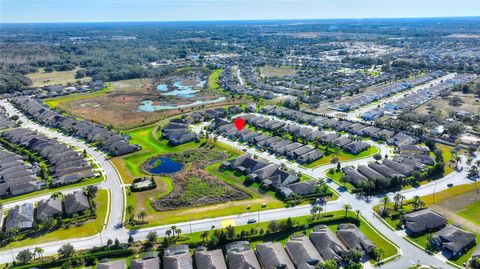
[145,157,183,174]
[137,97,226,112]
[155,78,207,97]
[156,84,168,91]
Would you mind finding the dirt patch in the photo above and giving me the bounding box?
[151,168,250,211]
[430,190,480,233]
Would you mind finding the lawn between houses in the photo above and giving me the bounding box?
[0,189,109,251]
[375,183,480,267]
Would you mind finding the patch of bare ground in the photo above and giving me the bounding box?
[430,191,480,233]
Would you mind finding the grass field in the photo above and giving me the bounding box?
[112,123,203,183]
[44,84,112,109]
[0,189,108,251]
[458,202,480,226]
[26,68,91,87]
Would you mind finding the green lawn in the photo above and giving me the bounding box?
[325,170,354,191]
[112,124,203,183]
[44,85,111,109]
[0,189,109,251]
[458,202,480,226]
[207,68,225,95]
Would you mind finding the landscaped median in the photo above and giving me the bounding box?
[0,189,109,251]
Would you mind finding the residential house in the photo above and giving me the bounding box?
[256,242,295,269]
[131,252,160,269]
[285,235,323,269]
[64,191,90,215]
[405,209,447,235]
[163,245,193,269]
[5,203,34,230]
[309,225,347,262]
[336,224,375,254]
[225,241,261,269]
[36,197,63,221]
[432,225,476,257]
[195,247,227,269]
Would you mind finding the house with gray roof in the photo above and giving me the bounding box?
[36,197,63,221]
[336,223,375,254]
[163,245,193,269]
[285,235,323,269]
[5,203,34,230]
[405,209,447,235]
[368,162,404,179]
[131,252,160,269]
[343,166,368,187]
[64,191,90,215]
[471,245,480,267]
[382,159,414,177]
[357,165,384,180]
[256,242,295,269]
[309,225,347,262]
[195,247,227,269]
[225,241,261,269]
[343,141,370,154]
[432,225,476,258]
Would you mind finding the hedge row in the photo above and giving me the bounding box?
[12,249,134,269]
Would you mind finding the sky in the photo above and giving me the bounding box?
[1,0,479,23]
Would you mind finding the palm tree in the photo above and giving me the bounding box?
[381,195,391,215]
[138,210,147,222]
[412,195,424,210]
[126,205,135,221]
[310,206,317,219]
[393,193,402,209]
[35,247,44,260]
[374,248,385,261]
[170,225,177,237]
[165,230,172,238]
[176,228,182,238]
[343,204,352,218]
[355,209,361,222]
[200,231,209,244]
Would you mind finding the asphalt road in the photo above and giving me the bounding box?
[1,100,477,268]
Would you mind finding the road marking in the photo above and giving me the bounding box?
[220,219,236,227]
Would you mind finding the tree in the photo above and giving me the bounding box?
[268,220,279,232]
[336,162,341,172]
[58,244,75,258]
[412,196,425,210]
[315,259,337,269]
[34,246,44,260]
[138,210,147,222]
[16,249,33,264]
[393,193,403,210]
[343,204,352,218]
[381,196,391,215]
[340,175,349,188]
[355,209,361,222]
[170,225,177,237]
[200,231,209,244]
[226,225,235,240]
[373,153,382,161]
[345,249,363,266]
[126,204,135,221]
[128,235,134,244]
[83,185,98,200]
[146,231,157,243]
[373,248,385,261]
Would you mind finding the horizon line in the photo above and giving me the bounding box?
[2,15,479,25]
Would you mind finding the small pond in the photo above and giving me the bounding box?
[137,97,226,112]
[145,157,183,174]
[155,77,206,96]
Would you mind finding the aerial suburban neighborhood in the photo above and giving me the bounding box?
[0,2,480,269]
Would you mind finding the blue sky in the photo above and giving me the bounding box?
[1,0,479,23]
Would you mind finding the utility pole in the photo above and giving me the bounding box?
[189,217,192,234]
[433,180,437,204]
[9,246,14,261]
[257,209,260,223]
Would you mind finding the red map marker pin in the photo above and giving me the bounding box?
[234,117,245,131]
